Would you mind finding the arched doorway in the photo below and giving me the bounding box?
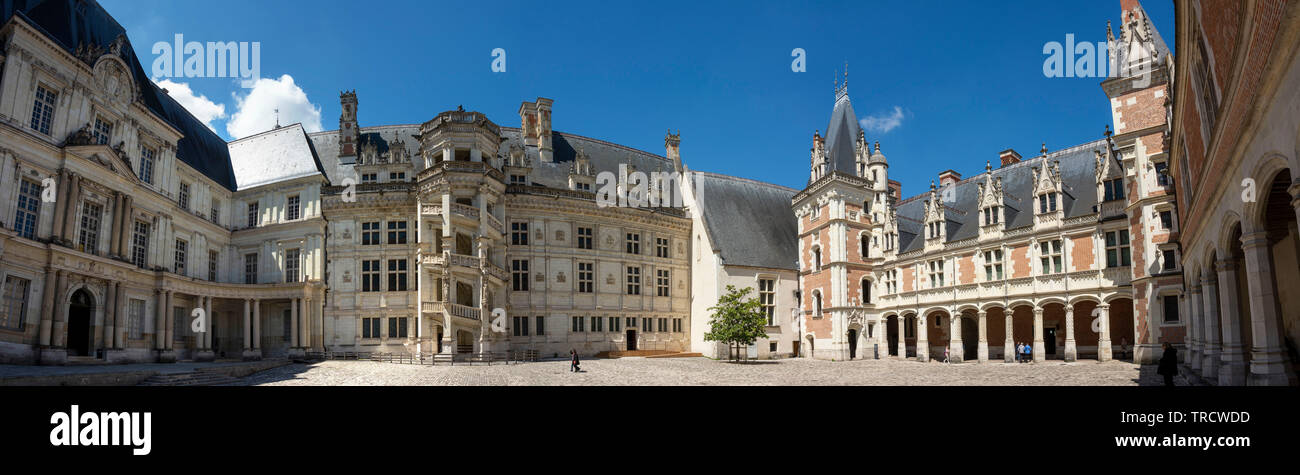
[847,328,858,359]
[886,315,899,356]
[1108,298,1136,361]
[67,288,94,357]
[1256,168,1298,381]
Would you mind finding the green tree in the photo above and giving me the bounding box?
[704,285,769,362]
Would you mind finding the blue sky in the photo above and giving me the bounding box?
[101,0,1174,195]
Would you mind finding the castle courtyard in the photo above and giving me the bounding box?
[230,357,1187,386]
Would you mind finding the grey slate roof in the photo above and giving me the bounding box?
[228,123,326,190]
[894,139,1107,253]
[3,0,238,191]
[691,171,799,270]
[819,94,862,182]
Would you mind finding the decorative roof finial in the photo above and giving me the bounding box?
[986,160,992,173]
[1041,142,1048,155]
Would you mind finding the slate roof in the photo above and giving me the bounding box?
[893,139,1108,254]
[3,0,238,191]
[819,94,862,182]
[228,123,326,190]
[690,171,799,271]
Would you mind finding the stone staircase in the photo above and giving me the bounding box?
[137,371,241,386]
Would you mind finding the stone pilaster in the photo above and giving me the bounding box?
[1032,307,1045,363]
[1215,259,1246,385]
[949,311,962,363]
[916,313,929,362]
[1003,310,1014,363]
[1239,231,1296,386]
[1200,275,1221,381]
[976,310,988,363]
[1097,304,1113,361]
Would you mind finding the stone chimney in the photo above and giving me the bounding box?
[338,90,358,164]
[938,169,962,187]
[888,180,902,201]
[999,149,1022,168]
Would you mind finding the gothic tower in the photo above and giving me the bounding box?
[339,90,359,164]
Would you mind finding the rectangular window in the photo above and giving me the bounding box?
[611,316,621,332]
[178,183,191,211]
[656,237,669,258]
[362,260,380,292]
[1155,162,1170,187]
[174,239,187,275]
[1039,239,1063,274]
[627,317,636,329]
[626,232,640,254]
[132,221,149,268]
[286,195,301,221]
[93,116,112,145]
[208,250,219,281]
[77,202,101,255]
[928,259,945,287]
[591,316,604,332]
[675,318,683,333]
[30,84,56,135]
[362,222,380,245]
[362,317,380,339]
[642,317,652,332]
[15,179,41,239]
[510,174,527,184]
[1163,295,1179,323]
[389,317,409,338]
[387,221,407,244]
[656,269,670,297]
[512,316,530,336]
[1105,230,1131,268]
[983,250,1004,281]
[571,316,585,333]
[1159,210,1173,231]
[626,266,641,295]
[1039,194,1057,213]
[244,253,258,284]
[1,276,31,330]
[210,200,221,224]
[576,226,593,249]
[512,259,529,292]
[511,222,529,246]
[1103,178,1126,201]
[1162,249,1177,271]
[759,278,776,325]
[246,202,259,228]
[536,316,545,335]
[285,249,301,283]
[387,259,408,291]
[361,173,377,183]
[577,262,593,293]
[127,299,144,339]
[139,146,155,185]
[389,172,405,181]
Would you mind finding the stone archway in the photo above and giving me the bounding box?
[66,288,95,357]
[886,315,900,356]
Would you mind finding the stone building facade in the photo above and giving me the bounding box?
[793,1,1185,365]
[1169,0,1300,385]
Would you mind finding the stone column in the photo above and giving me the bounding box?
[303,296,313,350]
[104,281,117,350]
[1063,305,1077,362]
[949,312,963,363]
[203,296,213,349]
[1032,307,1045,363]
[976,310,988,363]
[60,173,80,243]
[1239,231,1296,385]
[1003,310,1014,363]
[895,317,905,358]
[109,192,122,257]
[442,320,456,354]
[163,290,174,350]
[119,195,133,256]
[51,271,67,347]
[1097,304,1112,361]
[1215,259,1246,385]
[916,313,929,362]
[290,298,300,348]
[38,269,57,346]
[243,299,252,350]
[113,283,126,349]
[155,289,166,350]
[252,299,261,349]
[51,169,68,241]
[1201,275,1221,380]
[1188,287,1203,373]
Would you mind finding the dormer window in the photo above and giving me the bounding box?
[510,174,527,184]
[361,173,377,183]
[1037,193,1057,213]
[1103,178,1125,201]
[389,172,406,181]
[982,206,1001,226]
[93,116,112,145]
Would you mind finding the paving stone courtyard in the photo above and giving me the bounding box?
[232,357,1189,386]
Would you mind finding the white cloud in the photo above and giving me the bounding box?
[225,74,322,139]
[155,79,226,132]
[859,106,906,134]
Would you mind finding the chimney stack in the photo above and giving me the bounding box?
[888,180,902,201]
[938,169,962,187]
[999,149,1022,168]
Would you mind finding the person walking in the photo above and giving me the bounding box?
[1015,342,1023,363]
[569,349,581,373]
[943,347,950,364]
[1157,342,1178,387]
[1025,343,1033,363]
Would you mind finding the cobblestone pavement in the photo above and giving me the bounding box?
[234,357,1191,386]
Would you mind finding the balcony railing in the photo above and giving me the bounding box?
[448,303,481,321]
[450,203,479,220]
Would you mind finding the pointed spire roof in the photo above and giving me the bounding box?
[821,88,862,179]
